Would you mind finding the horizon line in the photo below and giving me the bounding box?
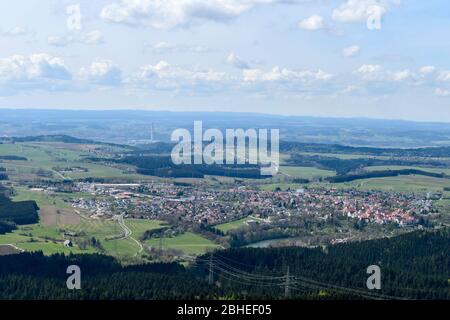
[1,107,450,125]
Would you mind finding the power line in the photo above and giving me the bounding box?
[208,252,214,285]
[284,266,291,299]
[191,255,409,300]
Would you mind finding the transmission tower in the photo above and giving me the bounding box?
[284,266,291,299]
[208,252,214,285]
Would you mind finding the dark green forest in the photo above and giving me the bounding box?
[0,228,449,300]
[115,155,265,179]
[326,169,447,183]
[0,187,39,234]
[285,154,449,176]
[280,141,450,158]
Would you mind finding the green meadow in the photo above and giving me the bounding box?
[364,165,450,175]
[0,142,150,181]
[279,166,336,180]
[319,175,450,193]
[214,217,251,233]
[146,232,221,255]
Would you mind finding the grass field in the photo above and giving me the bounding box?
[13,187,75,208]
[295,152,398,160]
[434,197,450,225]
[279,166,335,179]
[125,219,167,240]
[102,237,141,257]
[146,232,221,255]
[0,216,169,257]
[0,223,96,255]
[364,165,450,175]
[0,142,150,181]
[318,175,450,193]
[214,217,251,233]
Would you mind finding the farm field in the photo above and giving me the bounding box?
[321,175,450,193]
[125,219,167,240]
[1,184,221,259]
[12,187,82,210]
[0,244,21,255]
[296,152,390,160]
[0,192,172,258]
[102,237,142,258]
[214,217,251,233]
[146,232,221,255]
[279,166,336,179]
[0,142,151,181]
[0,223,97,255]
[364,165,450,175]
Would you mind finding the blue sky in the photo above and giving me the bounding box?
[0,0,449,122]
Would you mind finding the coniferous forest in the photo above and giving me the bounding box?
[0,228,449,300]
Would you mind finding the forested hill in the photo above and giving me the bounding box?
[0,228,449,300]
[0,134,95,144]
[281,141,450,158]
[0,134,131,150]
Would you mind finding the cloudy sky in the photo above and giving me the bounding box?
[0,0,449,122]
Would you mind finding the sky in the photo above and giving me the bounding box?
[0,0,449,122]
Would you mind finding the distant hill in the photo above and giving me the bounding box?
[281,141,450,157]
[1,109,450,147]
[0,134,95,144]
[0,134,132,150]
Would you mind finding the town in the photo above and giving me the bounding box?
[66,182,429,229]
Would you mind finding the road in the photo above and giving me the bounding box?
[116,214,144,256]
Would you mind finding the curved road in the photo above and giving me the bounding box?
[116,214,143,256]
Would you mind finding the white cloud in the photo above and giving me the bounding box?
[133,60,228,91]
[0,53,71,94]
[81,30,104,45]
[0,53,71,82]
[419,65,435,75]
[243,66,332,82]
[151,41,178,51]
[298,14,325,30]
[356,64,382,80]
[48,35,73,47]
[332,0,387,23]
[340,85,360,94]
[139,61,226,81]
[392,69,412,81]
[48,30,104,47]
[79,60,122,86]
[437,71,450,82]
[2,26,28,36]
[356,64,420,83]
[434,88,450,97]
[100,0,287,29]
[226,52,250,69]
[144,41,211,53]
[342,45,360,57]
